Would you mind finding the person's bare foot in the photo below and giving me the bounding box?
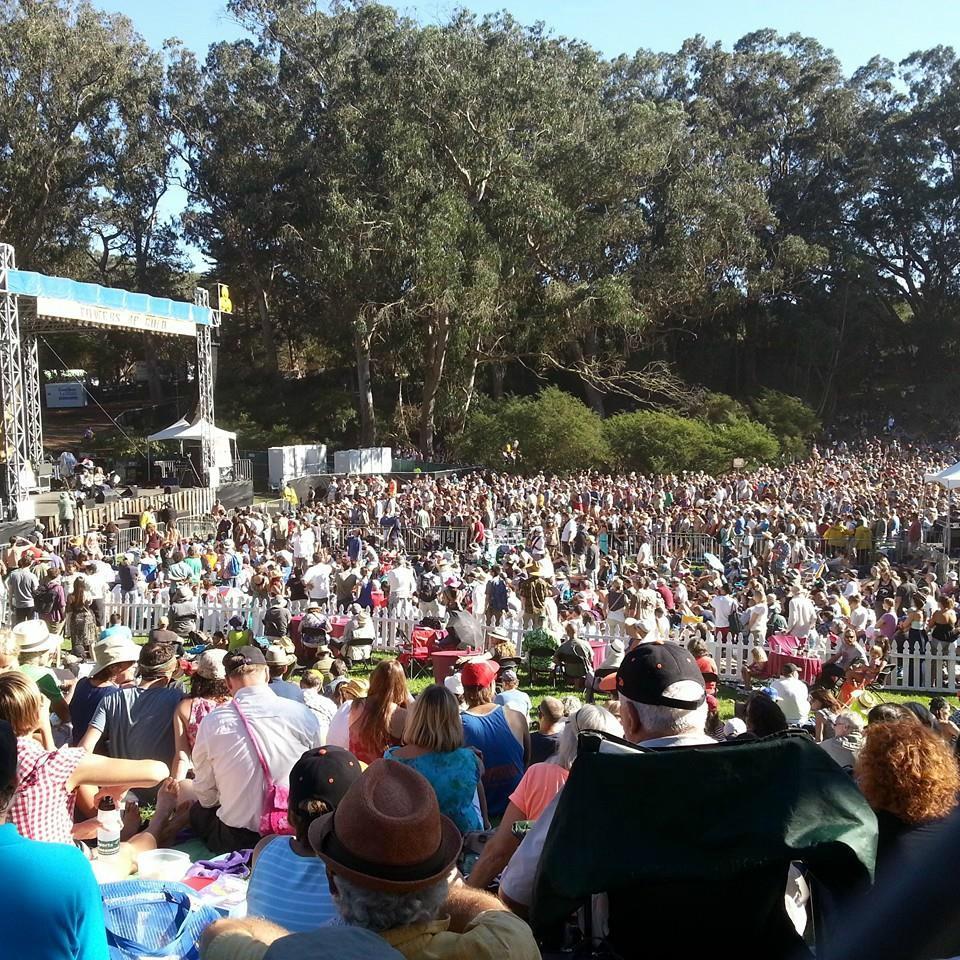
[146,779,181,847]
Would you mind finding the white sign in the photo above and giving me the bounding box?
[36,296,198,339]
[45,382,87,408]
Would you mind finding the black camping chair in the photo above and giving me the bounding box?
[529,730,877,960]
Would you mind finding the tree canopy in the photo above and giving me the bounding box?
[1,0,957,458]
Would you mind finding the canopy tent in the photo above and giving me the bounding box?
[147,417,237,473]
[925,462,960,490]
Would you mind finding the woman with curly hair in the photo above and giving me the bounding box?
[856,720,960,878]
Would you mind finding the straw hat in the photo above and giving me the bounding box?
[13,620,58,655]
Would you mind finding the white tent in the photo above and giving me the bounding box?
[147,417,236,444]
[925,462,960,490]
[147,417,238,475]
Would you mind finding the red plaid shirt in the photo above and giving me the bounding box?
[12,737,84,845]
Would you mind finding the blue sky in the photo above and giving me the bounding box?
[96,0,959,70]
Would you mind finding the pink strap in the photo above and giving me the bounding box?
[232,699,273,783]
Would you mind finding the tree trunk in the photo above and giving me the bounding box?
[355,325,376,446]
[254,281,279,374]
[454,328,482,434]
[577,328,605,415]
[492,362,505,400]
[419,310,451,459]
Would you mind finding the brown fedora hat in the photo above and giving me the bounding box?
[309,759,461,892]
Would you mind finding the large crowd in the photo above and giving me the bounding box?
[4,437,960,960]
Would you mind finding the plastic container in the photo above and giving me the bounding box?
[135,849,191,882]
[97,797,121,858]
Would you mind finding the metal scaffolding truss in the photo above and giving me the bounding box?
[195,287,216,486]
[0,243,29,517]
[22,334,43,467]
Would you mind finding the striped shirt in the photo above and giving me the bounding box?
[245,836,337,931]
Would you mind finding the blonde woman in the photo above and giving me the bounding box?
[386,684,486,833]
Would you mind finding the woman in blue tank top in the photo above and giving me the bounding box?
[246,746,362,931]
[459,660,529,820]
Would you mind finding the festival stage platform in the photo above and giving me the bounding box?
[3,479,254,541]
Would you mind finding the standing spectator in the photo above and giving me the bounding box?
[189,646,322,854]
[63,577,98,660]
[56,489,75,536]
[6,556,38,624]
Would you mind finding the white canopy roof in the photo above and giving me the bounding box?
[924,462,960,489]
[147,417,237,443]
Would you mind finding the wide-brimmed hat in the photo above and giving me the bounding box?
[93,635,140,674]
[195,648,228,680]
[265,645,297,667]
[351,611,375,640]
[309,760,461,892]
[13,620,57,655]
[486,627,511,646]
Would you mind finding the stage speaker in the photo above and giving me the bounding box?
[163,484,180,495]
[122,486,139,498]
[94,487,120,504]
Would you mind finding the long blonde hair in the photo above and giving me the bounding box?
[404,684,464,753]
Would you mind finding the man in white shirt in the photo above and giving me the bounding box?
[770,663,810,725]
[385,556,417,618]
[786,584,818,640]
[302,553,334,609]
[710,585,738,641]
[190,646,322,854]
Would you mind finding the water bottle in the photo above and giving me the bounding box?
[97,797,121,858]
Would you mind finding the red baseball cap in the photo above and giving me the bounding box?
[460,659,500,688]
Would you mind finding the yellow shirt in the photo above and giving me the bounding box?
[202,910,541,960]
[282,486,299,507]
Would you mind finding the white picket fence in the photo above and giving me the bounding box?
[24,588,960,696]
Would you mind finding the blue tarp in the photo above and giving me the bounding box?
[5,269,212,326]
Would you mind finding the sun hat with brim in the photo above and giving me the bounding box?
[93,636,141,674]
[195,648,228,680]
[309,760,461,893]
[13,620,58,654]
[265,645,297,667]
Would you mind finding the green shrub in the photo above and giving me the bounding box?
[454,387,608,471]
[750,389,820,459]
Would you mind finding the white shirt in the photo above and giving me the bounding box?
[302,562,333,600]
[710,595,736,629]
[385,565,417,600]
[192,685,322,832]
[787,595,818,638]
[326,700,353,749]
[770,676,810,724]
[746,602,768,635]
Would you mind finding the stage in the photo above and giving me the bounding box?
[4,479,254,542]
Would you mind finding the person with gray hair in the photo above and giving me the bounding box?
[819,710,865,772]
[498,643,714,914]
[200,761,541,960]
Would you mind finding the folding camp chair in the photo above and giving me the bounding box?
[397,625,445,679]
[529,730,877,959]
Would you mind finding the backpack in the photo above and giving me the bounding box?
[227,552,242,578]
[34,583,57,617]
[419,573,440,602]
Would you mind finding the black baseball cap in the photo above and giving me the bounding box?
[615,642,706,709]
[289,746,363,816]
[0,719,16,790]
[223,645,268,674]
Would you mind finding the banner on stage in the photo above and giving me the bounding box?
[35,297,198,338]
